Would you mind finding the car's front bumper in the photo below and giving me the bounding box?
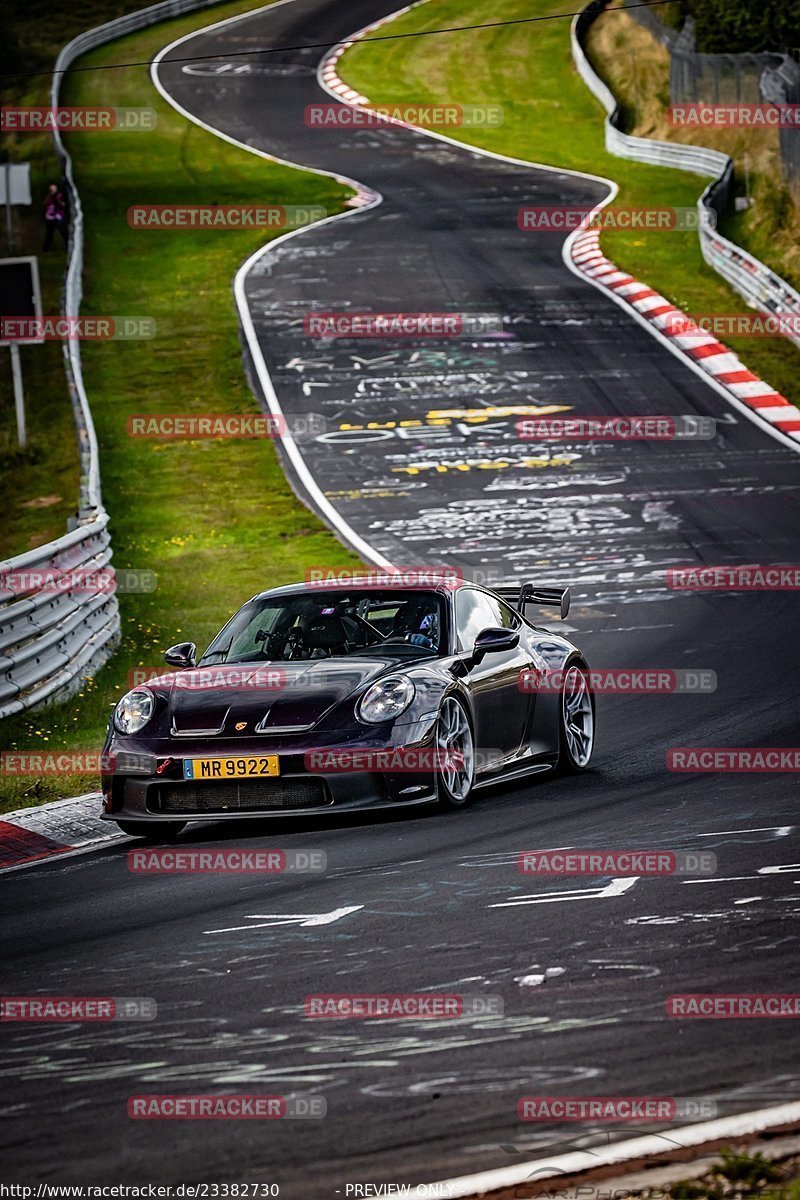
[101,721,439,822]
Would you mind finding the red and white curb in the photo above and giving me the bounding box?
[0,792,122,872]
[319,42,368,105]
[414,1100,800,1200]
[316,5,417,124]
[570,228,800,443]
[317,8,412,174]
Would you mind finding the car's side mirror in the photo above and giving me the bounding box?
[164,641,196,669]
[472,626,520,663]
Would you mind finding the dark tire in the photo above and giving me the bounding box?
[435,695,475,810]
[557,661,595,773]
[116,820,186,841]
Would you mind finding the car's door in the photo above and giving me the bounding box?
[454,588,535,767]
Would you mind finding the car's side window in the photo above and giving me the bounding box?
[494,598,521,630]
[455,589,517,651]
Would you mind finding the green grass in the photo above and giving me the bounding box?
[339,0,800,406]
[0,0,363,812]
[714,1149,783,1188]
[0,0,173,559]
[670,1148,796,1200]
[0,171,85,560]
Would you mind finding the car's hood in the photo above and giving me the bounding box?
[151,657,405,735]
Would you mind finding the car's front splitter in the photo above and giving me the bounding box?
[102,767,439,822]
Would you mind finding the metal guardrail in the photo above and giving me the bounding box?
[0,521,118,716]
[0,0,222,720]
[571,0,800,351]
[627,8,799,195]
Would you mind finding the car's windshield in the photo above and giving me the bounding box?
[200,591,446,664]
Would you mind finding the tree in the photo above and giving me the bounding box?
[685,0,800,54]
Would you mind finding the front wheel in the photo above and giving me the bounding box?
[435,695,475,810]
[116,820,186,841]
[558,663,595,772]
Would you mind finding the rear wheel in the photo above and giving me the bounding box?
[558,663,595,771]
[435,696,475,810]
[116,820,186,841]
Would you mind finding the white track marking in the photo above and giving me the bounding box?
[489,877,638,908]
[683,864,800,884]
[683,875,766,884]
[697,827,794,837]
[204,904,363,934]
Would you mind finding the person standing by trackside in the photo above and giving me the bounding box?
[42,182,68,250]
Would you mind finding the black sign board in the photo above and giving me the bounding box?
[0,256,43,344]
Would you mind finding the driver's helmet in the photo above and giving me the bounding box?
[408,605,438,648]
[418,611,437,639]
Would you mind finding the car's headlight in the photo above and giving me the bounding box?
[358,676,415,723]
[113,687,156,735]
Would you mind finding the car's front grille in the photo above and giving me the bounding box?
[151,778,332,814]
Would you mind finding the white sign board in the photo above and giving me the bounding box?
[0,164,32,206]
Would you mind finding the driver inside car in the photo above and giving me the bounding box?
[389,601,439,651]
[251,598,440,659]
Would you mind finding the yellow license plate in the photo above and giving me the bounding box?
[183,755,280,780]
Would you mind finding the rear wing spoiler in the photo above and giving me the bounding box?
[494,582,571,621]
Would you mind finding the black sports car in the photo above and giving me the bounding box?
[101,577,595,837]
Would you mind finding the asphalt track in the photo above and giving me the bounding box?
[2,0,800,1193]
